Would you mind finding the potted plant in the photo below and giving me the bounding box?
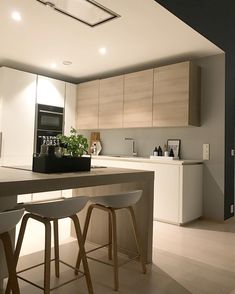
[57,127,89,157]
[33,128,91,173]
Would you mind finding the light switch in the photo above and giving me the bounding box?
[203,143,210,160]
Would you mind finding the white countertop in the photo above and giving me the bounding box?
[92,155,203,165]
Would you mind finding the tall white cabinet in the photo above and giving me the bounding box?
[64,82,77,135]
[36,75,65,108]
[0,67,37,166]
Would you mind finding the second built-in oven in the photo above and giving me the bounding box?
[35,104,64,154]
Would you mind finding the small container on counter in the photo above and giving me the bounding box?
[153,146,158,156]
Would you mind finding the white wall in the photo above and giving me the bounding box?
[81,54,225,220]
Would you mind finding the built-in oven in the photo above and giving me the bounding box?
[37,104,64,132]
[35,104,64,154]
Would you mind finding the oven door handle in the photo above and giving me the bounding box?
[39,110,63,115]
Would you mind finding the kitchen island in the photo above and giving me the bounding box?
[0,166,154,284]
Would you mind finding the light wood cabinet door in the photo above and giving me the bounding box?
[153,61,200,127]
[99,75,124,129]
[36,75,65,108]
[77,80,99,129]
[123,69,153,128]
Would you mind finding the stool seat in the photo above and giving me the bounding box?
[0,209,24,234]
[5,196,93,294]
[23,196,88,219]
[90,190,142,208]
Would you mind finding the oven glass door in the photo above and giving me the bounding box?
[38,109,63,131]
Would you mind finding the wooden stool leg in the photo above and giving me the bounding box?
[128,207,146,274]
[0,232,20,294]
[44,220,51,294]
[75,205,94,273]
[53,220,60,278]
[110,209,119,291]
[108,213,112,260]
[71,215,93,294]
[5,214,31,294]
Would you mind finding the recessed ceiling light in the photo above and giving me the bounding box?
[99,47,107,55]
[11,11,22,22]
[63,60,72,66]
[50,62,57,69]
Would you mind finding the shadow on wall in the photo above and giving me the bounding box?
[202,165,224,221]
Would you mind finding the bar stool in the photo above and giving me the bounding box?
[6,196,93,294]
[0,208,24,294]
[75,190,146,291]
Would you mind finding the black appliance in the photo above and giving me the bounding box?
[35,104,64,154]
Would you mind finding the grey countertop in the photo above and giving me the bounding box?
[0,166,154,197]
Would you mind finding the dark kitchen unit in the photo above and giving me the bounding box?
[34,104,64,154]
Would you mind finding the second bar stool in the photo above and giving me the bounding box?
[75,190,146,291]
[6,196,93,294]
[0,208,24,294]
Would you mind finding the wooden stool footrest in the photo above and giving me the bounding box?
[17,259,85,291]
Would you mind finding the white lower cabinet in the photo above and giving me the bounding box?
[91,157,203,225]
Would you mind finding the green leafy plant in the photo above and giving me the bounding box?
[57,127,88,157]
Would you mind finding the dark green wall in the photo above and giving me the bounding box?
[155,0,235,219]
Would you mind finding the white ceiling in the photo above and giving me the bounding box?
[0,0,223,83]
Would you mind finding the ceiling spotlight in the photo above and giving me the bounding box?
[45,1,55,9]
[50,62,57,69]
[99,47,107,55]
[63,60,72,65]
[11,11,22,22]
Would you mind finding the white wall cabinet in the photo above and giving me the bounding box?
[36,75,65,108]
[91,156,203,225]
[0,67,37,166]
[64,82,77,135]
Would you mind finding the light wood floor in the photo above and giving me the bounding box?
[3,218,235,294]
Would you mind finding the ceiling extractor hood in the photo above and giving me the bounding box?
[36,0,120,27]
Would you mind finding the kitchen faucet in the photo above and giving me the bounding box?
[124,137,137,157]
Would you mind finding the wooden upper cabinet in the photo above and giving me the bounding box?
[153,61,200,127]
[123,69,153,128]
[77,80,99,129]
[99,75,124,129]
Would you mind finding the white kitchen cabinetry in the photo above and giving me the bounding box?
[0,67,37,166]
[64,82,77,135]
[36,75,65,108]
[91,156,203,225]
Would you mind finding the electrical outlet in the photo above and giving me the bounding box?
[203,144,210,160]
[231,204,234,214]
